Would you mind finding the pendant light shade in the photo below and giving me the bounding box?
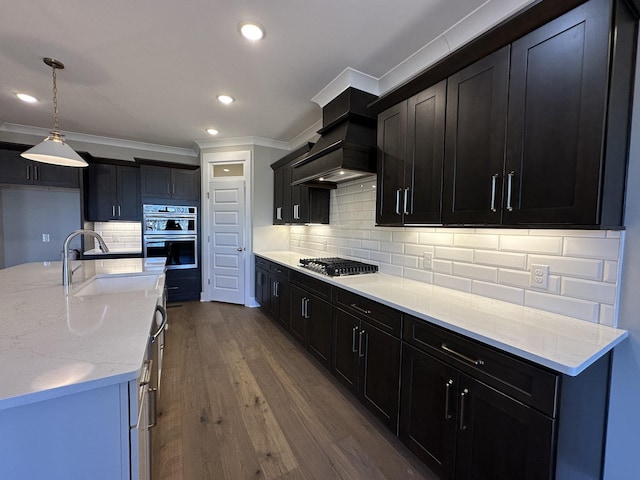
[21,58,87,168]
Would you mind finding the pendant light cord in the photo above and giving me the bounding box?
[52,64,59,132]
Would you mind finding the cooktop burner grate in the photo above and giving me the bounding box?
[299,257,378,276]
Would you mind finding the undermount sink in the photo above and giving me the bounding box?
[73,275,162,297]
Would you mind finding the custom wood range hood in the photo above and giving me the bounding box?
[291,87,378,186]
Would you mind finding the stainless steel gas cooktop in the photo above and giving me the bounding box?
[299,257,378,276]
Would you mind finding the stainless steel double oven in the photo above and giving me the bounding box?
[143,204,197,269]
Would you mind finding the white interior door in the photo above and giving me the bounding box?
[206,179,246,304]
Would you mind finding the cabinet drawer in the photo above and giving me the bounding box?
[404,315,559,416]
[334,288,402,338]
[290,270,332,299]
[270,263,289,278]
[255,256,270,269]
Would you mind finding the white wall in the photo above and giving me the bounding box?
[1,187,81,267]
[602,34,640,479]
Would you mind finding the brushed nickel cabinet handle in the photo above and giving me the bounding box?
[490,173,499,212]
[151,305,168,343]
[34,165,40,181]
[276,206,282,220]
[444,379,454,420]
[403,187,410,215]
[148,387,158,428]
[140,359,153,386]
[459,388,469,430]
[26,165,31,180]
[118,205,121,217]
[358,330,366,358]
[506,171,515,211]
[350,303,372,315]
[395,189,402,215]
[441,343,484,366]
[304,298,310,319]
[351,326,359,353]
[112,205,116,217]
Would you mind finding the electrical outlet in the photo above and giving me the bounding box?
[42,233,50,243]
[530,264,549,289]
[423,252,433,270]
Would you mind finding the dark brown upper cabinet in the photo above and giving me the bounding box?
[137,161,200,204]
[271,143,330,225]
[0,143,79,189]
[375,0,637,228]
[84,160,140,222]
[377,81,446,226]
[503,0,632,226]
[442,47,510,225]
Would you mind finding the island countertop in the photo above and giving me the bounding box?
[0,258,166,410]
[256,251,628,376]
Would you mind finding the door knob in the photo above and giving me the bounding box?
[237,247,245,251]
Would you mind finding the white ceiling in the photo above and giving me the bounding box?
[0,0,533,154]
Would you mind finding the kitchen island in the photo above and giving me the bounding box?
[0,258,166,480]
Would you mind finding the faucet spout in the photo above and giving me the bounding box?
[62,229,110,288]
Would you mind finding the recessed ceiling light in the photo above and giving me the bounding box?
[16,93,38,103]
[206,128,219,135]
[239,21,265,41]
[319,177,325,181]
[217,95,234,105]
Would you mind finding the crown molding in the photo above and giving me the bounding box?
[311,67,380,108]
[195,136,290,150]
[0,123,199,157]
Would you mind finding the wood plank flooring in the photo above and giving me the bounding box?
[152,301,437,480]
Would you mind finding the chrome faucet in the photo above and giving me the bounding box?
[62,229,109,288]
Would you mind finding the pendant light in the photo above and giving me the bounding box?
[21,57,88,167]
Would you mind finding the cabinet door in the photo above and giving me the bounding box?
[116,165,141,220]
[141,165,172,198]
[289,285,307,344]
[273,167,285,224]
[306,294,332,368]
[332,308,360,393]
[171,168,199,201]
[405,80,446,224]
[86,163,118,221]
[360,320,401,433]
[400,345,458,480]
[270,274,290,330]
[376,102,407,226]
[35,162,80,188]
[455,375,555,480]
[443,46,510,225]
[0,149,32,185]
[255,267,270,308]
[504,0,609,225]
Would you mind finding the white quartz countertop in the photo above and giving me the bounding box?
[0,258,166,410]
[83,247,142,255]
[256,251,628,376]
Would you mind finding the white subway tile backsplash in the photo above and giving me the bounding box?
[418,232,454,246]
[392,254,419,268]
[528,254,603,280]
[498,269,531,288]
[434,273,472,293]
[474,250,527,270]
[393,231,419,244]
[603,261,618,283]
[563,237,620,260]
[500,235,563,255]
[561,278,617,304]
[435,246,474,263]
[472,281,525,305]
[286,178,624,326]
[454,233,499,250]
[380,241,404,254]
[453,262,498,282]
[525,291,599,323]
[433,259,453,274]
[404,268,434,284]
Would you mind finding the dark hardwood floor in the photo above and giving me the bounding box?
[152,301,437,480]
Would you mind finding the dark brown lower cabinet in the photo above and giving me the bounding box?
[290,285,332,367]
[400,345,554,480]
[268,267,290,330]
[332,307,401,433]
